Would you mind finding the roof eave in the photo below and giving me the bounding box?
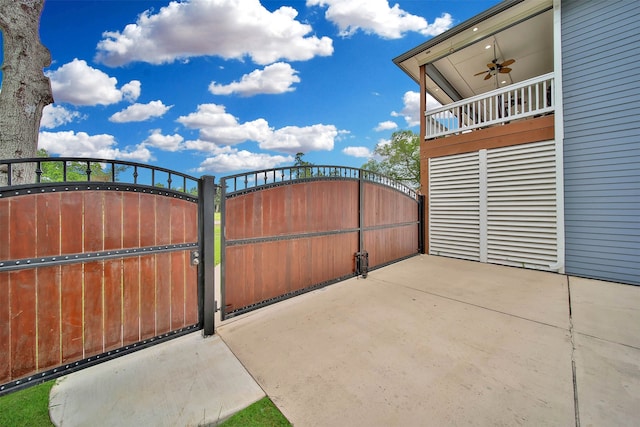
[392,0,527,82]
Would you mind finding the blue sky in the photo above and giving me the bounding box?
[2,0,500,177]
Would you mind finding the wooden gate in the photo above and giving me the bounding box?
[220,166,423,319]
[0,158,202,395]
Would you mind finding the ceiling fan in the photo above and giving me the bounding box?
[474,58,516,80]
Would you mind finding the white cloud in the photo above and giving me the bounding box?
[195,151,294,174]
[46,59,141,106]
[121,81,141,102]
[177,104,271,145]
[261,124,336,153]
[391,90,442,127]
[391,91,418,127]
[40,105,84,129]
[143,129,184,152]
[374,120,398,132]
[209,62,300,97]
[109,100,172,123]
[377,138,391,147]
[342,146,371,158]
[39,130,151,161]
[95,0,333,66]
[177,103,339,154]
[184,139,235,154]
[307,0,452,39]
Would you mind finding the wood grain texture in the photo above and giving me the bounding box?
[1,189,200,384]
[0,272,10,383]
[36,266,61,371]
[424,115,554,159]
[10,269,37,378]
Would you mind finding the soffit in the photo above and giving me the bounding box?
[394,0,554,105]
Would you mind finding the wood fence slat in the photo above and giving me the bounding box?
[36,266,61,371]
[170,199,185,245]
[184,260,198,325]
[103,259,123,351]
[0,272,10,383]
[104,192,123,251]
[10,196,36,259]
[170,251,185,329]
[83,261,104,357]
[10,269,37,379]
[139,194,156,247]
[61,263,83,362]
[155,253,171,335]
[184,200,198,243]
[155,197,171,246]
[122,257,140,343]
[122,193,140,248]
[0,200,9,260]
[83,192,104,253]
[139,255,156,339]
[36,194,61,258]
[60,194,83,254]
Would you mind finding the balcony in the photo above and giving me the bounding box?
[425,73,555,141]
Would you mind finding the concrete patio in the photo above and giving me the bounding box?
[50,255,640,426]
[218,255,639,426]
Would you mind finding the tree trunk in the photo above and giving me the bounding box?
[0,0,53,185]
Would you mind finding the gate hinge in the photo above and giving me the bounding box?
[355,251,369,278]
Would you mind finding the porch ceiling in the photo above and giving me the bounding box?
[394,0,553,106]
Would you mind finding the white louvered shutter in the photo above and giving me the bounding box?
[486,140,558,269]
[429,152,480,261]
[428,140,559,270]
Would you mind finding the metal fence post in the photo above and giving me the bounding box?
[199,175,216,336]
[418,194,426,254]
[358,171,364,253]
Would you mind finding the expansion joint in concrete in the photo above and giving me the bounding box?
[567,276,580,427]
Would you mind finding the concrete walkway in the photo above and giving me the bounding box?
[49,255,640,426]
[49,333,265,426]
[217,255,640,426]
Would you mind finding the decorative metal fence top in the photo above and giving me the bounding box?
[0,157,199,197]
[221,165,418,199]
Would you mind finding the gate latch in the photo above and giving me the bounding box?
[190,250,200,266]
[355,251,369,278]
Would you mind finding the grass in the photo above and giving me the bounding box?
[0,382,289,427]
[0,381,55,427]
[215,223,221,265]
[219,397,291,427]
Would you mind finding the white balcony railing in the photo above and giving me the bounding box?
[425,72,555,139]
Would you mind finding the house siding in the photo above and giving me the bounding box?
[561,0,640,285]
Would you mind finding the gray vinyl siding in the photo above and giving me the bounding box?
[562,0,640,285]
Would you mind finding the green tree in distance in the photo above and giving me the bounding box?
[293,152,314,178]
[362,130,420,190]
[37,149,111,182]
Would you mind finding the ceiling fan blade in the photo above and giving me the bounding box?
[474,71,488,76]
[487,63,497,70]
[500,59,515,67]
[484,73,493,80]
[499,67,512,73]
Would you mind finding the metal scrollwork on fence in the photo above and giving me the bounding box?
[221,165,417,199]
[0,157,200,200]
